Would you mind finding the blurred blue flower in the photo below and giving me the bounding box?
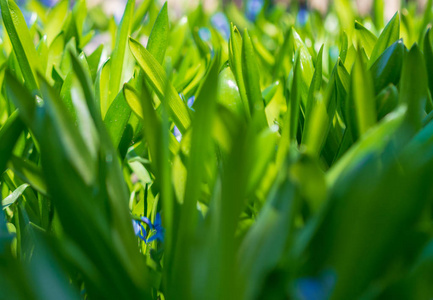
[132,214,164,243]
[132,216,152,242]
[39,0,59,7]
[293,271,336,300]
[246,0,264,22]
[18,0,59,7]
[297,7,309,27]
[174,126,182,142]
[329,46,340,62]
[132,219,147,241]
[295,278,326,300]
[211,12,230,41]
[173,96,195,142]
[198,27,212,42]
[146,213,165,243]
[187,95,195,108]
[141,216,152,226]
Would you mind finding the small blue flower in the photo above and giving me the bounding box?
[132,216,151,241]
[187,95,195,108]
[295,278,325,300]
[173,96,194,142]
[246,0,264,22]
[140,216,152,226]
[146,213,165,243]
[132,220,140,235]
[329,46,339,61]
[198,27,212,42]
[132,213,164,244]
[297,7,309,27]
[132,219,147,241]
[293,270,336,300]
[211,13,230,41]
[16,0,59,9]
[40,0,59,7]
[173,126,182,142]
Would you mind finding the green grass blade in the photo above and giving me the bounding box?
[146,2,169,65]
[289,51,302,141]
[373,0,384,29]
[291,28,314,107]
[369,12,400,67]
[1,184,29,210]
[124,83,179,156]
[369,39,404,93]
[239,174,299,299]
[229,24,250,118]
[129,37,191,133]
[376,84,399,120]
[45,0,69,46]
[96,59,111,118]
[327,107,405,185]
[424,29,433,100]
[272,27,292,80]
[245,127,278,195]
[400,45,429,133]
[87,44,103,82]
[339,32,349,63]
[303,45,324,143]
[171,52,221,298]
[0,111,24,175]
[349,50,377,138]
[354,20,378,58]
[132,0,152,32]
[8,156,47,196]
[104,91,132,150]
[1,0,41,91]
[108,0,135,104]
[242,29,267,128]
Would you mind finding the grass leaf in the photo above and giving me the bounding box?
[108,0,135,103]
[147,2,169,65]
[1,0,41,91]
[129,37,191,133]
[369,12,400,66]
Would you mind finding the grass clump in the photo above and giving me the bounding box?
[1,0,433,299]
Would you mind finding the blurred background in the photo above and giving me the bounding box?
[33,0,430,22]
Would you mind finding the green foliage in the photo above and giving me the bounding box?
[1,0,433,299]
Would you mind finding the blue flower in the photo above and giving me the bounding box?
[39,0,59,7]
[132,214,164,243]
[146,213,165,243]
[245,0,264,22]
[211,13,230,41]
[132,216,152,242]
[173,126,182,142]
[293,270,336,300]
[198,27,212,42]
[141,216,152,226]
[173,96,194,142]
[187,95,195,108]
[297,7,309,27]
[132,219,147,241]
